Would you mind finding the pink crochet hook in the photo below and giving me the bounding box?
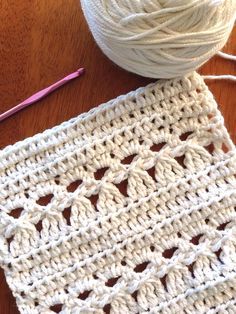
[0,68,85,122]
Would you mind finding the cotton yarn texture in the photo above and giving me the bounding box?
[80,0,236,79]
[0,72,236,313]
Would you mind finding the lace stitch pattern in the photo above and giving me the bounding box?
[0,72,236,314]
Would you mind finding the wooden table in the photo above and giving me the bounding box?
[0,1,235,313]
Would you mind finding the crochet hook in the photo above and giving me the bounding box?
[0,68,85,123]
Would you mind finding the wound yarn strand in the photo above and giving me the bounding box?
[81,0,236,79]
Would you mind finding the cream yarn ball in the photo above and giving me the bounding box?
[81,0,236,79]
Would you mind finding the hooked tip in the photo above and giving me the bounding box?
[77,68,85,76]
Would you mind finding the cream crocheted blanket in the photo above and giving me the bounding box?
[0,72,236,314]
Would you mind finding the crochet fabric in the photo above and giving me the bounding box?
[0,72,236,314]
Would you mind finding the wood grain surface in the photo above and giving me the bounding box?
[0,1,235,313]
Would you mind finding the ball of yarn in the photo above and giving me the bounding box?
[81,0,236,79]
